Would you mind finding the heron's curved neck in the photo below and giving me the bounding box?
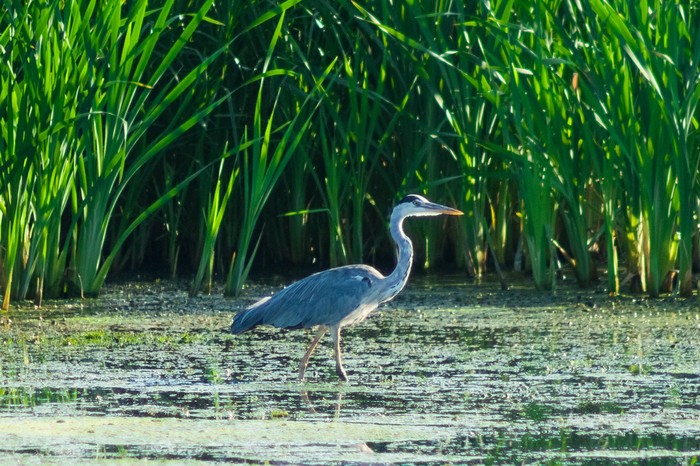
[381,212,413,302]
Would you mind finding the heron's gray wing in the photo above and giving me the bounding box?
[231,265,383,333]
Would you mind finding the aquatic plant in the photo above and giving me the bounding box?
[0,0,225,306]
[578,0,700,296]
[1,0,699,303]
[223,9,337,296]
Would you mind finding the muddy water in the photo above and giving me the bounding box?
[1,276,699,464]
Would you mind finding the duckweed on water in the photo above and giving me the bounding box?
[0,277,699,464]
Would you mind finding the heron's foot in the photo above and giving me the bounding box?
[336,364,349,382]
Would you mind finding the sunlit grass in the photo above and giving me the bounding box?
[0,0,225,306]
[1,0,698,303]
[224,9,336,296]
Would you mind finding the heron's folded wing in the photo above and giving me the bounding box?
[252,265,382,329]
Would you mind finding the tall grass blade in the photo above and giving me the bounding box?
[190,153,238,296]
[225,5,338,295]
[71,0,223,295]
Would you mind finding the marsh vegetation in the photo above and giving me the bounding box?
[1,278,699,463]
[2,1,700,463]
[1,0,699,307]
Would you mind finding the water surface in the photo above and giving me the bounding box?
[1,277,699,464]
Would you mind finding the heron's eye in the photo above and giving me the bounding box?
[412,200,419,206]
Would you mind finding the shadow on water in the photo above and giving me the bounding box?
[0,277,699,463]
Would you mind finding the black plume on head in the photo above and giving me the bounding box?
[398,194,425,204]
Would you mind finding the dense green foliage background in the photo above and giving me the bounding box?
[1,0,699,306]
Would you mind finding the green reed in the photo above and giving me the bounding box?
[1,0,699,305]
[1,0,81,307]
[224,9,336,296]
[351,0,486,272]
[190,155,237,296]
[316,31,409,265]
[72,0,226,295]
[0,0,224,305]
[575,0,700,296]
[499,0,596,288]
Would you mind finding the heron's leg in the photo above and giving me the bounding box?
[299,326,327,381]
[331,326,348,382]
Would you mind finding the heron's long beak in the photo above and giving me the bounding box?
[425,201,463,216]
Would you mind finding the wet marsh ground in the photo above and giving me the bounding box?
[1,275,699,464]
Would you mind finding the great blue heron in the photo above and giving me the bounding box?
[230,194,463,381]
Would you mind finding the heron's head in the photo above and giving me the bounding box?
[394,194,463,218]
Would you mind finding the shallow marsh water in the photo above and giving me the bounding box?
[1,275,699,464]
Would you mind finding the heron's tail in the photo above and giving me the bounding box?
[230,296,272,334]
[230,311,255,334]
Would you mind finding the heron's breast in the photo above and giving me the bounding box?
[338,303,378,327]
